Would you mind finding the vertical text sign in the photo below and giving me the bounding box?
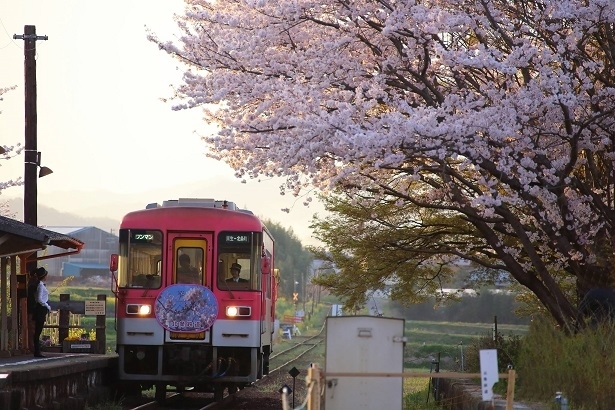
[479,349,499,401]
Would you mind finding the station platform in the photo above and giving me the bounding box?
[0,352,118,410]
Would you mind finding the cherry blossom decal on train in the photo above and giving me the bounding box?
[155,284,218,332]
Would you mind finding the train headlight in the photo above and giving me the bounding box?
[127,304,152,315]
[226,306,251,317]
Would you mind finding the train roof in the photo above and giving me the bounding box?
[145,198,253,213]
[120,199,267,231]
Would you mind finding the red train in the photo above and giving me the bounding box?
[109,198,276,401]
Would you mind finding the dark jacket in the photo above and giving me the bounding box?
[27,278,39,315]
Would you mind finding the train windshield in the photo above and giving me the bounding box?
[217,231,261,290]
[117,229,163,288]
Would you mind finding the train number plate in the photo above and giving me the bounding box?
[170,331,205,340]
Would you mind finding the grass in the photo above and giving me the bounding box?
[403,377,443,410]
[516,318,615,409]
[402,319,528,371]
[405,320,528,342]
[78,317,117,353]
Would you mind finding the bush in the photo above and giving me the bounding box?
[516,318,615,409]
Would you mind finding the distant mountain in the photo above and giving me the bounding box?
[3,197,120,233]
[1,177,324,245]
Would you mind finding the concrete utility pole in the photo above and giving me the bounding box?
[14,25,48,272]
[14,25,48,230]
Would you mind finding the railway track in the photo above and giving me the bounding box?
[122,326,326,410]
[268,330,324,373]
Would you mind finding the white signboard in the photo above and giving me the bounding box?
[479,349,499,401]
[85,300,106,316]
[331,304,343,316]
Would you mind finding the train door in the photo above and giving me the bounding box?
[261,232,274,349]
[169,236,211,286]
[163,234,213,346]
[262,248,273,335]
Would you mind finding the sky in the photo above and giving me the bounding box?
[0,0,325,246]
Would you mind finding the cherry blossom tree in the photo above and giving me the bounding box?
[150,0,615,328]
[0,86,23,201]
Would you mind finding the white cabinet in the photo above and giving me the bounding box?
[325,316,406,410]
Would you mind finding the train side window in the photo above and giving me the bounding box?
[118,229,163,288]
[218,254,251,288]
[217,231,257,290]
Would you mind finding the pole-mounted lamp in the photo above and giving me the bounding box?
[24,150,53,178]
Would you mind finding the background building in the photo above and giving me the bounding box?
[42,226,118,279]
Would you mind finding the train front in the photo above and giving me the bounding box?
[110,201,275,401]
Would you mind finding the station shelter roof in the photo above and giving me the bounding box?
[0,216,84,259]
[0,215,84,355]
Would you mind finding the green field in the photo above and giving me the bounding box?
[402,319,528,370]
[405,320,527,350]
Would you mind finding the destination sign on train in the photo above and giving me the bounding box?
[129,230,160,243]
[222,233,251,243]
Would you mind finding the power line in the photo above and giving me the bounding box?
[0,16,21,50]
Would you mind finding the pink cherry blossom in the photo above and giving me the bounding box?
[149,0,615,327]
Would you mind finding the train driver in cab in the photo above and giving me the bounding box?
[226,263,248,283]
[177,254,200,284]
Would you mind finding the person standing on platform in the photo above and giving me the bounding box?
[32,267,51,358]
